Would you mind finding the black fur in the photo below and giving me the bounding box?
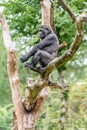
[20,25,59,68]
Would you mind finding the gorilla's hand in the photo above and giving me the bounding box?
[20,55,29,62]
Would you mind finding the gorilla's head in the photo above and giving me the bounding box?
[39,25,53,39]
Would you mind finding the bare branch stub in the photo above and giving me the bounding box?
[48,79,68,89]
[59,41,67,51]
[83,16,87,22]
[81,12,87,22]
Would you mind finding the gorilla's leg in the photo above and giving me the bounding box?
[25,50,54,68]
[24,50,41,68]
[32,50,54,67]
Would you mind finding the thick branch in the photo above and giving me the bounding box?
[0,14,24,130]
[23,70,65,111]
[58,0,76,22]
[23,78,48,111]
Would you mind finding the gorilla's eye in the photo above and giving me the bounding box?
[45,29,48,34]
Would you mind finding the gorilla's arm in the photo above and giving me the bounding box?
[20,45,39,62]
[20,34,56,63]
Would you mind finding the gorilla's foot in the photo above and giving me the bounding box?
[24,62,35,69]
[24,62,45,74]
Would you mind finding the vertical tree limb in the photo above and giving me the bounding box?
[40,0,51,25]
[0,13,24,130]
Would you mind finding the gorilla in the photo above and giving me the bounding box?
[20,25,59,68]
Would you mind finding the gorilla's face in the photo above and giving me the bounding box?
[39,29,46,39]
[39,25,52,39]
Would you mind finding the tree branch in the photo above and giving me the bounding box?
[22,78,49,111]
[58,0,76,22]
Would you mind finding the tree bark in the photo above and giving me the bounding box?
[40,0,51,25]
[0,13,24,130]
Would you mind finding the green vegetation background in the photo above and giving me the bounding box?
[0,0,87,129]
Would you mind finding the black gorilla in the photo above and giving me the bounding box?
[20,25,59,68]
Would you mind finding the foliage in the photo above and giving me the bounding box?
[0,105,13,130]
[36,81,87,130]
[3,0,41,37]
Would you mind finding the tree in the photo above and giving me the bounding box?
[0,0,87,130]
